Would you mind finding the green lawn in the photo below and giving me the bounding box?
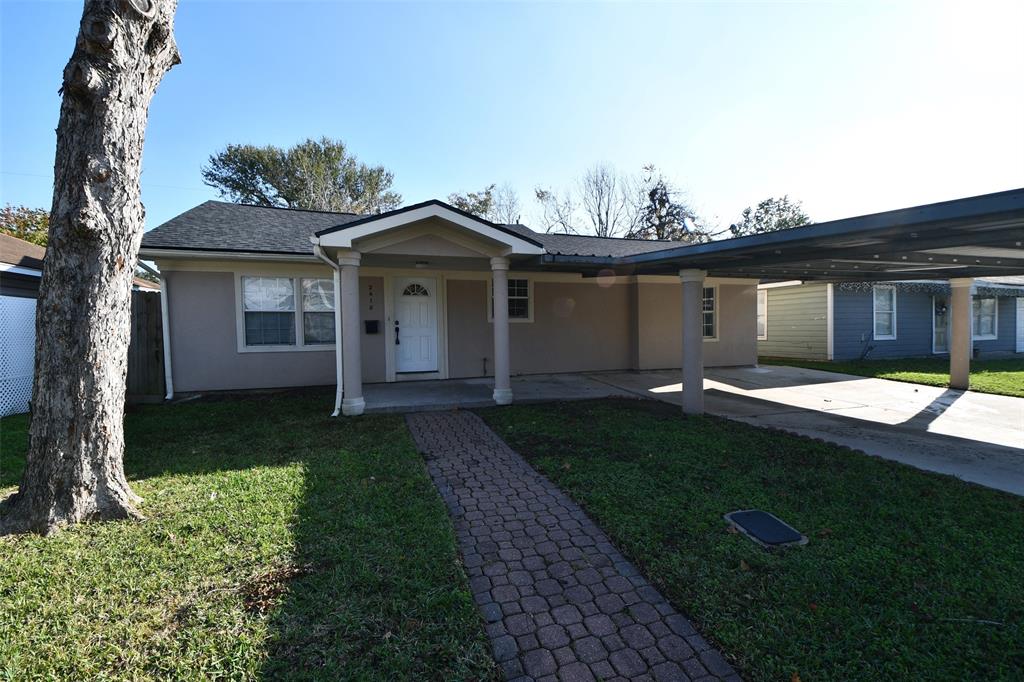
[759,356,1024,398]
[480,399,1024,682]
[0,395,496,681]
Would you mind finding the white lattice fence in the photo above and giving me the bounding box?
[0,295,36,416]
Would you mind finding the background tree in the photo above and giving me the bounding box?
[579,164,634,238]
[490,183,521,224]
[1,0,180,535]
[730,195,811,237]
[201,137,401,214]
[627,168,714,243]
[447,184,495,218]
[534,186,578,234]
[1,205,50,245]
[447,182,522,224]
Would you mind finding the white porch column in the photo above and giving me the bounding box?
[680,269,706,415]
[949,277,973,390]
[339,252,364,416]
[491,256,513,405]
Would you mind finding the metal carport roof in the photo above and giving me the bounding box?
[542,187,1024,281]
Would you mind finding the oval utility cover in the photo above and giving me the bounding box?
[724,509,808,550]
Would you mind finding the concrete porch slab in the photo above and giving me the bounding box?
[362,373,632,414]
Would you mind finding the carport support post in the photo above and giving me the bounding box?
[680,269,706,414]
[339,252,365,416]
[949,277,973,390]
[491,257,513,405]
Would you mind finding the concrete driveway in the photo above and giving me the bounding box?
[592,366,1024,496]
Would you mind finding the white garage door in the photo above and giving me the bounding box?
[0,295,36,416]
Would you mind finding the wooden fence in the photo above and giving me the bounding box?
[127,289,165,402]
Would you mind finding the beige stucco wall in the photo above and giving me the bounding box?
[448,277,754,377]
[447,279,633,377]
[165,270,385,392]
[164,267,757,392]
[634,281,758,369]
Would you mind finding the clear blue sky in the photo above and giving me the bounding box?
[2,1,1022,232]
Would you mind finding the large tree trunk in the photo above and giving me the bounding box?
[0,0,179,535]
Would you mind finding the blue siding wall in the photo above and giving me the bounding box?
[833,288,1019,360]
[976,297,1017,354]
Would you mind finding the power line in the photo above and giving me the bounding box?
[1,171,211,192]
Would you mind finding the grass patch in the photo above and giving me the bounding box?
[759,356,1024,398]
[480,399,1024,681]
[0,394,496,681]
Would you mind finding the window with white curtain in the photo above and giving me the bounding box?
[301,278,335,345]
[756,289,767,340]
[972,297,998,340]
[873,285,897,340]
[242,276,296,346]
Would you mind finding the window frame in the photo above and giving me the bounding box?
[756,289,768,340]
[971,296,998,341]
[487,276,534,323]
[235,272,337,353]
[702,285,718,342]
[300,276,337,346]
[872,285,897,340]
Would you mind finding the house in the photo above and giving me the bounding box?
[139,189,1024,417]
[0,232,160,416]
[139,200,760,415]
[756,278,1024,361]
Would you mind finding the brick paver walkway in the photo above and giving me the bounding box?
[407,411,739,682]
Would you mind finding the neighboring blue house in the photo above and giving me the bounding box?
[756,277,1024,361]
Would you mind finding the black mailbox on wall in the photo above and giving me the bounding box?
[364,320,380,334]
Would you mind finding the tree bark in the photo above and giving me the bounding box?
[0,0,179,535]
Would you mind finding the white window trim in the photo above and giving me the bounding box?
[872,285,897,340]
[486,276,535,323]
[234,272,337,353]
[972,296,998,341]
[702,284,718,342]
[756,289,768,341]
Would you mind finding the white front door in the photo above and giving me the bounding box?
[394,277,438,372]
[1016,298,1024,353]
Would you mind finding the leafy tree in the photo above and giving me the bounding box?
[448,183,521,224]
[730,195,811,237]
[448,184,495,218]
[1,0,180,535]
[1,205,50,246]
[202,137,401,214]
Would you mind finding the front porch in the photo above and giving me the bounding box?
[361,372,631,414]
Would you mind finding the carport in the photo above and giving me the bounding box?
[544,188,1024,413]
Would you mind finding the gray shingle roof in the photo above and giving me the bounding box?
[501,224,680,258]
[142,200,684,258]
[142,201,362,254]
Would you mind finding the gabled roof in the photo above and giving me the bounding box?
[141,199,686,258]
[142,201,363,255]
[314,199,545,255]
